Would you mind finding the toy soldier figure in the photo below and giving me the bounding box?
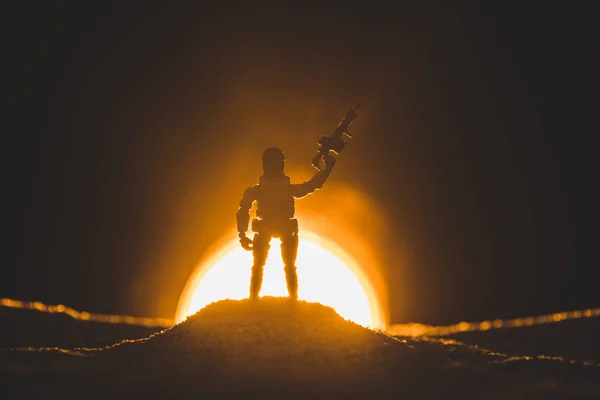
[236,105,359,300]
[236,148,336,300]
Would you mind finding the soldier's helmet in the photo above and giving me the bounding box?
[262,147,285,176]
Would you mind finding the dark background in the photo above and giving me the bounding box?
[1,2,598,325]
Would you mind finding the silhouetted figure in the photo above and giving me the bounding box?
[237,148,336,300]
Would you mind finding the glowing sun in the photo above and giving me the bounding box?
[176,232,383,329]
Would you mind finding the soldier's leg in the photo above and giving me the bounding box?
[281,233,299,300]
[250,233,270,300]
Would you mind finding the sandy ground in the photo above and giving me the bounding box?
[1,297,599,399]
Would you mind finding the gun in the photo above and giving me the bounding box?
[311,104,360,170]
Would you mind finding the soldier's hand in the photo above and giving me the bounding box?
[324,154,336,171]
[239,234,254,251]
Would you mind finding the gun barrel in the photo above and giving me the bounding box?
[335,106,359,134]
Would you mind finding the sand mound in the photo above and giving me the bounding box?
[5,298,600,399]
[99,298,415,380]
[80,298,461,398]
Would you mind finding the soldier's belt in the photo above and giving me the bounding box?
[251,218,298,235]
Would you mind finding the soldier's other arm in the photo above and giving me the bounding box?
[292,154,336,199]
[237,185,258,248]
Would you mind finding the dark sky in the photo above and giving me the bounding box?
[1,2,598,325]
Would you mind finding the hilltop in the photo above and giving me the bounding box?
[2,298,600,399]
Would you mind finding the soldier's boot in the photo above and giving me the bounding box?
[281,232,299,301]
[284,265,298,301]
[250,266,264,301]
[249,233,270,301]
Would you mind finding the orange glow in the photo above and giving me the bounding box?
[387,306,600,337]
[176,230,384,329]
[0,298,172,327]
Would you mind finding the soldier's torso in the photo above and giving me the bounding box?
[255,175,295,220]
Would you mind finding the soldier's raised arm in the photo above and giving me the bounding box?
[292,154,336,199]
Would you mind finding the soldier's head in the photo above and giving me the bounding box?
[262,147,285,176]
